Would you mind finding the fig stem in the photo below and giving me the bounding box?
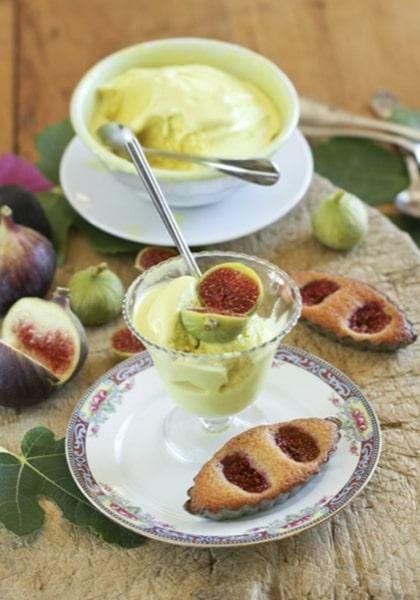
[0,205,12,218]
[0,205,16,231]
[91,262,108,277]
[332,190,346,204]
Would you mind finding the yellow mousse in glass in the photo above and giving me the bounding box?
[91,64,282,169]
[133,274,282,418]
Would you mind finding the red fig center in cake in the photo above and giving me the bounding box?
[275,425,320,462]
[300,279,340,306]
[220,453,270,493]
[348,301,391,334]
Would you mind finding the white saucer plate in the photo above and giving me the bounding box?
[59,130,313,246]
[66,345,381,547]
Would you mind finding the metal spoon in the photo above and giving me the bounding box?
[394,154,420,219]
[99,123,201,277]
[98,123,280,186]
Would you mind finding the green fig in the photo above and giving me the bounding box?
[180,308,247,343]
[311,190,368,250]
[197,262,263,316]
[67,262,125,326]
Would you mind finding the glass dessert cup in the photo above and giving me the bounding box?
[124,251,301,463]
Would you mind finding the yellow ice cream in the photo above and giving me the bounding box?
[91,64,282,169]
[133,276,282,417]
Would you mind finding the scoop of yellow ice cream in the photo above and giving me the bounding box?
[133,275,282,418]
[91,64,281,169]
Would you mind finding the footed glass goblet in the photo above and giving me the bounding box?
[124,251,301,463]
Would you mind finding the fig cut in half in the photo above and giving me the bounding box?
[134,246,178,272]
[2,290,88,384]
[0,340,58,408]
[111,326,145,358]
[180,308,247,344]
[197,262,263,316]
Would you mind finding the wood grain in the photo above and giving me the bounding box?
[15,0,420,159]
[0,0,15,153]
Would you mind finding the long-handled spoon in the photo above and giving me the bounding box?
[98,123,280,186]
[98,123,202,277]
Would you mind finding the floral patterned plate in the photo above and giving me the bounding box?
[66,345,381,547]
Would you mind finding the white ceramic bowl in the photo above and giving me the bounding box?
[70,38,299,208]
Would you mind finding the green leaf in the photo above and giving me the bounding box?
[0,427,144,548]
[391,106,420,129]
[35,119,75,184]
[37,191,78,265]
[312,138,409,205]
[76,219,143,254]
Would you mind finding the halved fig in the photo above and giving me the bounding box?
[197,262,263,316]
[2,288,88,383]
[180,308,247,343]
[0,340,58,408]
[111,326,145,358]
[134,246,178,272]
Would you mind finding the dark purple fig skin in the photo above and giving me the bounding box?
[0,185,52,240]
[0,340,58,408]
[0,207,56,316]
[51,287,89,380]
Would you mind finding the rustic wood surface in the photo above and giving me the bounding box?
[0,1,419,599]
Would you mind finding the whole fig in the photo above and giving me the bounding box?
[0,205,56,315]
[311,190,368,251]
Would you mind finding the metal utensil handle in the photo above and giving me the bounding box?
[301,125,420,166]
[143,147,280,185]
[300,96,420,142]
[125,136,201,277]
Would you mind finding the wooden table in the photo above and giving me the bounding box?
[0,2,419,599]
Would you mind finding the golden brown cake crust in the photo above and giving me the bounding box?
[292,270,416,350]
[185,417,340,517]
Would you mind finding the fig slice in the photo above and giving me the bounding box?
[0,340,58,408]
[197,262,263,316]
[111,326,145,358]
[134,246,178,272]
[2,289,88,384]
[180,308,247,343]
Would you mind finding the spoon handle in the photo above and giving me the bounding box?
[301,124,420,166]
[125,134,202,277]
[143,147,280,185]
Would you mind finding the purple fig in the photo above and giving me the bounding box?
[0,205,56,315]
[0,340,58,408]
[2,288,88,384]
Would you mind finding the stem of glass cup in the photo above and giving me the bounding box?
[200,416,232,433]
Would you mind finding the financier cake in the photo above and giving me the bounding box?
[185,417,341,520]
[292,271,416,351]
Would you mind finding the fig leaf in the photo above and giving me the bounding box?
[35,119,75,184]
[37,191,78,265]
[0,427,144,548]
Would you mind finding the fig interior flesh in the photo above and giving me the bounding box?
[0,340,58,408]
[2,296,85,383]
[180,308,247,343]
[134,246,178,272]
[197,262,263,316]
[111,326,145,358]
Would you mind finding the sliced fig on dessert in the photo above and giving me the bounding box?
[0,340,58,408]
[2,288,88,384]
[180,308,247,343]
[111,326,145,358]
[197,262,263,316]
[292,270,416,351]
[134,246,178,272]
[185,417,340,520]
